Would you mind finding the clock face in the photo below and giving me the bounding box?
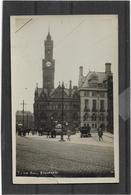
[46,61,51,67]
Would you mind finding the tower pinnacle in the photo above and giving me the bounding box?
[47,28,51,40]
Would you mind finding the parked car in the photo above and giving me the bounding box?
[55,124,66,135]
[80,126,91,138]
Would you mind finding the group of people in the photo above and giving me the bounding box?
[46,128,72,141]
[46,129,56,138]
[80,124,91,138]
[17,128,31,136]
[17,124,104,142]
[80,124,104,141]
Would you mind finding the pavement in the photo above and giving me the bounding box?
[16,132,114,177]
[24,132,114,148]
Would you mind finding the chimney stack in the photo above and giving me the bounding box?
[78,66,84,88]
[69,80,72,96]
[105,63,111,73]
[35,83,38,98]
[69,80,72,89]
[79,66,83,76]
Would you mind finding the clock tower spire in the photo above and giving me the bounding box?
[42,31,55,89]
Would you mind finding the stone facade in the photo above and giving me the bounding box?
[16,111,34,129]
[34,83,80,130]
[34,32,80,131]
[78,63,113,132]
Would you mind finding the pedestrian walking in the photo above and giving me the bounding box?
[47,129,50,138]
[27,128,30,135]
[98,127,103,141]
[87,124,91,137]
[67,128,71,141]
[23,129,26,136]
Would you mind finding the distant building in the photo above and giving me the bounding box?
[34,32,80,131]
[16,111,34,129]
[78,63,113,133]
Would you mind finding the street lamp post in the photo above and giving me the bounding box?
[51,116,53,137]
[27,113,28,129]
[20,100,26,130]
[97,92,100,130]
[59,82,65,141]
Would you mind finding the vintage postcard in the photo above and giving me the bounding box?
[10,15,119,184]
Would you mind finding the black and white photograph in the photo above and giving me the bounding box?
[11,15,119,184]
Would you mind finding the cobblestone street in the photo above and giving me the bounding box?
[16,133,114,177]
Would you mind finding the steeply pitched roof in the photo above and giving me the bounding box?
[50,85,69,98]
[81,71,107,88]
[35,84,79,99]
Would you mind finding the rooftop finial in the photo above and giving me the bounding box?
[69,80,72,89]
[47,26,51,40]
[62,81,64,88]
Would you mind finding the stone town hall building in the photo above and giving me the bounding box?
[34,32,113,133]
[34,32,80,131]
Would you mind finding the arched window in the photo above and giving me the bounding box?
[100,100,105,111]
[99,114,105,121]
[92,113,96,121]
[84,99,90,111]
[58,103,61,109]
[83,113,88,121]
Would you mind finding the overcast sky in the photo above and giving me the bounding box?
[11,15,118,112]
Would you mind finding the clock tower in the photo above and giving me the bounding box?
[42,31,55,89]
